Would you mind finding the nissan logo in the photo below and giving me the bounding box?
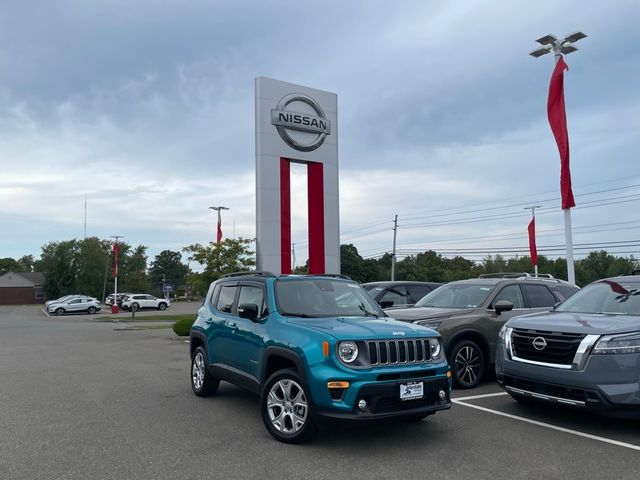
[532,336,547,351]
[271,93,331,152]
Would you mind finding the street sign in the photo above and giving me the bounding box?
[163,284,174,292]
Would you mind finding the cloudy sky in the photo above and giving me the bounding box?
[1,0,639,269]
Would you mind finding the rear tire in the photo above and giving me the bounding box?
[261,369,315,444]
[449,339,485,389]
[131,302,140,312]
[190,346,219,397]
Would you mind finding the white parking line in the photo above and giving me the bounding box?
[41,308,50,317]
[453,392,508,401]
[453,398,640,452]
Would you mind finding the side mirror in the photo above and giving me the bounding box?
[494,300,514,315]
[379,300,394,309]
[238,303,259,321]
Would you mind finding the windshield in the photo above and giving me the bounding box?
[415,283,493,308]
[556,280,640,316]
[275,278,384,318]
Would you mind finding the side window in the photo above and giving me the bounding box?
[407,285,431,303]
[492,285,525,309]
[379,286,409,307]
[237,286,266,316]
[70,299,82,304]
[523,284,558,308]
[215,285,238,314]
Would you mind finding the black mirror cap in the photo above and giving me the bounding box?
[238,303,259,321]
[494,300,514,315]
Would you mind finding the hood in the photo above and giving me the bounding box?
[286,316,438,340]
[507,311,640,335]
[387,307,475,323]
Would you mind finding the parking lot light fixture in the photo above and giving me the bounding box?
[530,31,587,285]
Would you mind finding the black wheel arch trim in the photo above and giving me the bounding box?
[190,331,208,359]
[446,329,490,363]
[262,347,309,387]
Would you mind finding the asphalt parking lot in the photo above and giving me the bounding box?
[1,305,638,480]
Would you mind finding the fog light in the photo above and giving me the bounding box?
[438,390,446,400]
[446,370,452,378]
[358,399,367,410]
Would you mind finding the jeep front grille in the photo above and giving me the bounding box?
[367,339,431,366]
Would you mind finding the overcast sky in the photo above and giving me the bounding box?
[1,0,639,269]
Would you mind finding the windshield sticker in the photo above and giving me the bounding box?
[480,288,491,291]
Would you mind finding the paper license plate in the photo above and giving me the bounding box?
[399,381,424,401]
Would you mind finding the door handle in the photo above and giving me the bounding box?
[205,318,215,324]
[229,323,239,331]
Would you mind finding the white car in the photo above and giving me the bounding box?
[121,294,170,311]
[45,294,79,308]
[47,296,101,316]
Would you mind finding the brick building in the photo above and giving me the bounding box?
[0,272,46,305]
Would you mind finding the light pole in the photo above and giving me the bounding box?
[525,206,541,277]
[530,31,587,285]
[391,214,398,281]
[110,235,123,314]
[209,206,229,245]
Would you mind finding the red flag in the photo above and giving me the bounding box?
[528,218,538,266]
[547,56,575,210]
[112,242,119,278]
[216,212,222,244]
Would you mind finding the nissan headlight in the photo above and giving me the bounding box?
[498,324,510,341]
[337,341,359,363]
[429,338,442,359]
[417,320,442,331]
[593,332,640,355]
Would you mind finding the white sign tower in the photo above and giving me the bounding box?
[255,77,339,275]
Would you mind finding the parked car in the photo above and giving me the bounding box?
[362,281,442,308]
[388,275,579,388]
[122,294,170,311]
[45,294,79,308]
[105,293,133,306]
[496,274,640,417]
[190,272,452,443]
[47,296,101,316]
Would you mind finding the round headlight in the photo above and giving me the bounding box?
[338,341,359,363]
[429,338,441,358]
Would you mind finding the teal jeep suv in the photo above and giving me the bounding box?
[189,272,452,443]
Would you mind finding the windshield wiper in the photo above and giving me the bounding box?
[358,304,379,318]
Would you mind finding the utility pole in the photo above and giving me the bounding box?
[83,193,87,240]
[110,235,123,314]
[391,215,398,281]
[525,206,541,277]
[530,31,587,285]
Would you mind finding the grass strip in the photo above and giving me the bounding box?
[99,314,195,322]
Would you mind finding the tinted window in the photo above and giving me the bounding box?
[492,285,525,309]
[522,284,557,308]
[416,284,493,308]
[379,286,409,306]
[216,285,238,313]
[238,286,266,316]
[553,285,580,301]
[407,285,432,303]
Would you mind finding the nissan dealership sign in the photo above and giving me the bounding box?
[271,93,331,151]
[255,77,339,275]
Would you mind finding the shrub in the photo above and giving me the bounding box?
[173,317,195,336]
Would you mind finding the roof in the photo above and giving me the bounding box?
[361,281,442,287]
[0,271,45,287]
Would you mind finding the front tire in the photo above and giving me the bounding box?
[55,308,65,316]
[87,307,97,315]
[450,339,485,389]
[261,369,314,444]
[190,346,219,397]
[157,302,167,311]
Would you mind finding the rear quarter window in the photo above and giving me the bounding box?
[522,284,558,308]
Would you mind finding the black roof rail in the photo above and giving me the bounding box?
[219,271,276,279]
[479,273,529,279]
[308,273,353,280]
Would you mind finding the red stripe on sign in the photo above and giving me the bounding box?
[307,162,325,274]
[280,158,292,274]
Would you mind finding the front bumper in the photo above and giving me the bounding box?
[315,375,451,420]
[495,342,640,416]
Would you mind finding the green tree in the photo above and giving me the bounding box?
[149,250,189,293]
[122,245,149,293]
[183,238,255,296]
[0,257,23,274]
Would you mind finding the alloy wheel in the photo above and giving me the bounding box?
[454,345,482,387]
[192,351,205,391]
[266,379,308,434]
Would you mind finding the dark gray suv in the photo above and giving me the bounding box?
[496,274,640,417]
[388,276,579,388]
